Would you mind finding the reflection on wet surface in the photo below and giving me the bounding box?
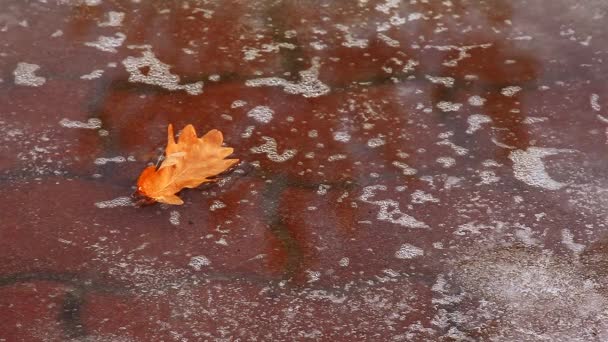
[1,0,608,340]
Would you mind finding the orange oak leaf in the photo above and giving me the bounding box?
[135,124,238,205]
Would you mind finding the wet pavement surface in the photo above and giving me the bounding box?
[1,0,608,341]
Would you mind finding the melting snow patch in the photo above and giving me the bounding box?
[85,33,126,53]
[425,75,454,87]
[509,147,573,190]
[95,196,133,208]
[250,137,297,162]
[333,131,351,143]
[80,69,104,80]
[561,229,585,254]
[245,57,329,97]
[436,101,462,112]
[466,114,492,134]
[247,106,274,123]
[59,118,102,129]
[500,86,522,97]
[188,256,210,271]
[122,50,203,95]
[360,185,429,229]
[436,157,455,168]
[169,211,180,226]
[94,156,127,165]
[98,11,125,27]
[468,95,486,106]
[336,24,369,48]
[367,137,386,148]
[13,63,46,86]
[395,244,424,259]
[590,94,601,111]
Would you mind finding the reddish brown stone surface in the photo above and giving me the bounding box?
[1,0,608,341]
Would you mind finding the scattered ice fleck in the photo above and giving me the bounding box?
[51,30,63,37]
[466,114,492,134]
[245,57,330,98]
[392,161,417,175]
[85,33,126,53]
[13,63,46,87]
[500,86,522,97]
[122,50,203,95]
[250,137,297,162]
[247,106,274,124]
[188,256,210,271]
[395,244,424,259]
[509,147,573,190]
